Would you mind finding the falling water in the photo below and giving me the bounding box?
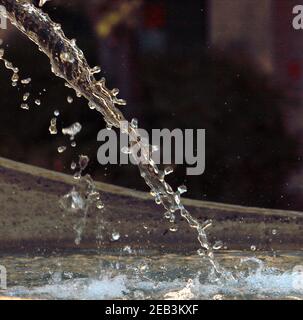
[60,154,105,245]
[0,0,225,276]
[0,46,20,87]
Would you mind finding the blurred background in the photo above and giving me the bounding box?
[0,0,303,211]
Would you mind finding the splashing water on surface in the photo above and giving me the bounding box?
[1,251,303,300]
[0,0,228,278]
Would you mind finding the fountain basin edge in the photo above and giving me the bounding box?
[0,156,302,253]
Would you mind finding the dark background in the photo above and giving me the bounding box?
[0,0,302,210]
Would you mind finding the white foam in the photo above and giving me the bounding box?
[5,268,303,300]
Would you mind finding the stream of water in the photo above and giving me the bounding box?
[1,1,303,301]
[0,0,228,276]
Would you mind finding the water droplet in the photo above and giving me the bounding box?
[139,264,148,271]
[65,82,72,89]
[272,229,277,235]
[169,225,178,232]
[91,66,101,74]
[67,96,73,104]
[121,146,131,154]
[20,103,29,110]
[21,78,31,85]
[213,240,223,250]
[49,118,57,135]
[111,232,120,241]
[35,99,41,106]
[58,146,66,153]
[111,88,119,96]
[250,245,256,251]
[88,191,100,202]
[54,110,60,117]
[62,122,82,139]
[11,73,19,83]
[79,155,89,171]
[169,213,175,223]
[131,118,138,129]
[23,92,30,101]
[4,61,12,69]
[96,201,104,210]
[71,141,76,148]
[155,197,161,205]
[164,211,172,219]
[197,249,206,256]
[113,97,127,106]
[88,102,96,110]
[106,123,113,130]
[73,172,81,180]
[178,185,187,194]
[123,246,132,254]
[201,219,212,230]
[70,162,77,170]
[164,166,174,175]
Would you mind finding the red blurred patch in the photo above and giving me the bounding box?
[288,61,301,81]
[144,3,166,29]
[54,159,64,172]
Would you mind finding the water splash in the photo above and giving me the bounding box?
[2,252,303,300]
[0,0,224,277]
[60,155,105,245]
